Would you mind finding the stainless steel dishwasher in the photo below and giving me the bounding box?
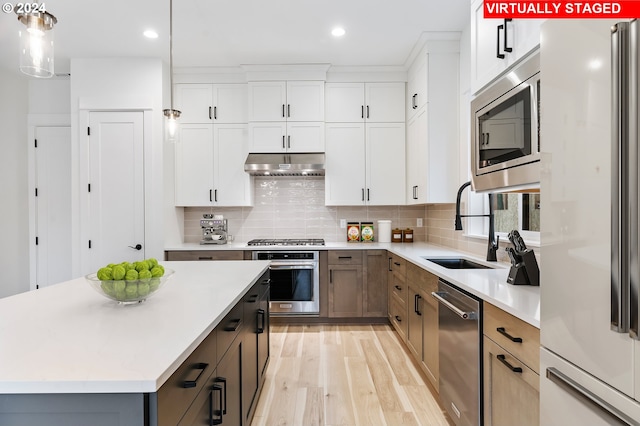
[432,279,482,426]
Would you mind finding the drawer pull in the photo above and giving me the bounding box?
[224,318,241,332]
[395,285,402,291]
[261,278,270,286]
[395,315,402,322]
[338,256,352,259]
[496,327,523,343]
[214,377,228,414]
[210,384,223,425]
[497,354,522,373]
[198,256,213,260]
[247,294,258,303]
[182,362,209,388]
[394,262,401,266]
[257,308,266,334]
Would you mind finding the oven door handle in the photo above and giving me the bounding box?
[269,262,317,269]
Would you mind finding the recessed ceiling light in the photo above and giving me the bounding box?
[144,30,159,39]
[331,27,346,37]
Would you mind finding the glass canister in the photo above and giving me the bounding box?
[402,228,414,243]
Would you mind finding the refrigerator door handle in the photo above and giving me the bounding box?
[611,22,630,334]
[629,19,639,340]
[546,367,637,425]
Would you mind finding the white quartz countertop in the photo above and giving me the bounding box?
[0,260,269,394]
[166,241,540,327]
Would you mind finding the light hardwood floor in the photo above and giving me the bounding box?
[251,324,452,426]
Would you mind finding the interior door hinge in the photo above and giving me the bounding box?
[89,240,92,249]
[87,127,90,136]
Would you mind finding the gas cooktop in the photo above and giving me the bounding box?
[247,238,325,246]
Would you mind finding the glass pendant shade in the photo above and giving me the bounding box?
[163,109,181,143]
[17,11,57,78]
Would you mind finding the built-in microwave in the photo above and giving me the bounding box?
[471,51,540,192]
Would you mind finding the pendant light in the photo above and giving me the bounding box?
[15,3,57,78]
[163,0,181,142]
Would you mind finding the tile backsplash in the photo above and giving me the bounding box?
[184,177,427,243]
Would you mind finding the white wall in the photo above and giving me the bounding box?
[0,70,29,298]
[70,58,164,275]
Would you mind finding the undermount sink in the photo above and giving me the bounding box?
[422,257,494,270]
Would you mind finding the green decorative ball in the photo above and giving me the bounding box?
[135,261,149,272]
[113,281,126,293]
[149,277,161,292]
[138,269,152,282]
[125,269,139,281]
[150,266,164,278]
[147,258,158,268]
[111,265,126,280]
[97,267,113,281]
[125,283,138,297]
[100,281,115,296]
[137,282,150,297]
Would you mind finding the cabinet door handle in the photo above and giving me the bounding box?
[338,256,352,259]
[330,269,333,283]
[486,132,490,145]
[367,188,370,201]
[209,106,212,120]
[198,256,213,260]
[497,24,506,59]
[497,354,523,373]
[214,189,218,203]
[182,362,209,388]
[362,188,365,201]
[412,93,418,109]
[395,285,402,291]
[224,318,241,332]
[395,315,402,322]
[287,104,290,117]
[496,327,523,343]
[210,384,223,425]
[282,104,285,118]
[287,135,291,149]
[214,106,217,120]
[503,18,513,53]
[210,189,213,202]
[366,105,370,119]
[282,135,286,149]
[214,377,228,415]
[361,105,364,119]
[415,294,422,315]
[388,257,393,271]
[257,308,265,334]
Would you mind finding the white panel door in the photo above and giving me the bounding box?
[175,124,214,206]
[364,83,405,123]
[470,0,507,94]
[248,81,287,122]
[175,84,213,123]
[325,83,365,122]
[406,109,427,205]
[286,81,324,122]
[540,19,634,397]
[248,122,287,153]
[88,112,145,271]
[324,123,365,205]
[213,84,247,123]
[366,123,405,205]
[213,124,252,206]
[35,126,72,288]
[286,122,325,153]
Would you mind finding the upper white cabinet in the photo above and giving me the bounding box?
[175,123,253,207]
[325,122,405,206]
[175,84,248,124]
[248,81,324,122]
[407,55,428,120]
[406,50,460,205]
[325,82,405,123]
[470,0,544,94]
[247,121,325,153]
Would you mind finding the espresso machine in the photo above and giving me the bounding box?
[200,214,228,245]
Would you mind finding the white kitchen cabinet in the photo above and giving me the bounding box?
[248,122,324,153]
[407,53,428,120]
[175,83,248,124]
[470,0,544,94]
[325,122,405,206]
[175,124,253,207]
[406,52,459,205]
[325,82,405,123]
[248,81,324,122]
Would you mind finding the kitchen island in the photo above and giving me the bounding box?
[0,260,270,426]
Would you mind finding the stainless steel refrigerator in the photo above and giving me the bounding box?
[540,19,640,424]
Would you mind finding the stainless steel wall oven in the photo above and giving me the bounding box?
[251,251,319,316]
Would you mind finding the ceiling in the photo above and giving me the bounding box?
[0,0,470,76]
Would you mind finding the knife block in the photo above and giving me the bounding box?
[507,249,540,286]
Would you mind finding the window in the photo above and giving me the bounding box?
[466,191,540,245]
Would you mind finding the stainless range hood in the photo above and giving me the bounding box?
[244,153,325,176]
